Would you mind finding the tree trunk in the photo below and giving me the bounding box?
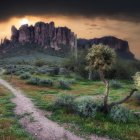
[99,69,109,113]
[88,70,92,80]
[103,80,109,113]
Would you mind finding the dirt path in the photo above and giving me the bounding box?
[0,77,110,140]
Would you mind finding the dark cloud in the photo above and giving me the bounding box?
[0,0,140,22]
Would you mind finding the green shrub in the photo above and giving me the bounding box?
[20,72,31,80]
[34,59,46,67]
[68,79,76,84]
[107,59,140,80]
[74,74,84,81]
[15,70,24,76]
[55,94,75,109]
[39,79,53,87]
[109,106,135,123]
[27,77,40,85]
[74,96,98,117]
[48,67,59,76]
[59,80,71,89]
[110,80,122,89]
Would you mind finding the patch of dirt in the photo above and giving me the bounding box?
[0,78,110,140]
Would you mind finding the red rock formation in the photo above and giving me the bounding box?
[11,21,77,51]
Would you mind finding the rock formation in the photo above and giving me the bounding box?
[11,21,77,51]
[0,21,135,60]
[78,36,135,59]
[11,26,19,42]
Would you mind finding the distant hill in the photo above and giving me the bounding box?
[0,21,135,60]
[78,36,135,60]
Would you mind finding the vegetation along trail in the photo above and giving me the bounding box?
[0,74,110,140]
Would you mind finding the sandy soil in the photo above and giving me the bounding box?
[0,78,110,140]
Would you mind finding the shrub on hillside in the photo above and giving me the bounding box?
[59,80,71,89]
[110,80,122,89]
[39,79,53,87]
[15,70,24,76]
[4,66,17,75]
[107,59,140,80]
[109,106,135,123]
[27,77,53,87]
[55,94,75,109]
[74,74,84,81]
[27,77,40,85]
[61,50,88,79]
[73,96,99,117]
[20,72,31,80]
[48,67,59,76]
[68,79,76,84]
[34,59,46,67]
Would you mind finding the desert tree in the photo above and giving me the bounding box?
[86,44,138,113]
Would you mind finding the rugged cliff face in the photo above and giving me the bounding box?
[0,21,135,59]
[11,22,77,51]
[78,36,135,59]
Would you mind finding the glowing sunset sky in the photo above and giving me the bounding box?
[0,0,140,59]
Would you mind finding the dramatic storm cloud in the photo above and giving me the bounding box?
[0,0,140,59]
[0,0,140,22]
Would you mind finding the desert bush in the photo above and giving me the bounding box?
[27,77,53,87]
[39,79,53,87]
[74,96,98,117]
[61,50,88,79]
[110,80,122,89]
[20,72,31,80]
[74,74,84,81]
[4,66,17,75]
[34,59,46,67]
[36,67,48,74]
[27,77,40,85]
[55,94,75,109]
[15,70,24,76]
[48,67,59,76]
[109,106,135,123]
[68,79,76,84]
[107,59,140,80]
[59,80,71,89]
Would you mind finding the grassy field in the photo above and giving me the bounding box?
[0,85,34,140]
[0,52,65,65]
[3,73,140,140]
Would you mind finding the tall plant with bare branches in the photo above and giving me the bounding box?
[86,44,138,113]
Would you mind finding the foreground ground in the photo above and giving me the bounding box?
[0,79,87,140]
[1,73,140,140]
[0,84,34,140]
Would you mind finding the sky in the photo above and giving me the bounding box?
[0,0,140,59]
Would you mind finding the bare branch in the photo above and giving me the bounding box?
[109,89,138,108]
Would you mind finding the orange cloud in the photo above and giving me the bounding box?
[0,15,140,59]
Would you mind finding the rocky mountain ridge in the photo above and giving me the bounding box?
[78,36,135,59]
[11,21,77,51]
[0,21,135,59]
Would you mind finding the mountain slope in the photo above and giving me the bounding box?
[0,21,135,60]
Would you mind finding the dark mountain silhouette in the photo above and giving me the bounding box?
[0,21,135,60]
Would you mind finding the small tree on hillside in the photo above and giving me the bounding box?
[86,44,138,113]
